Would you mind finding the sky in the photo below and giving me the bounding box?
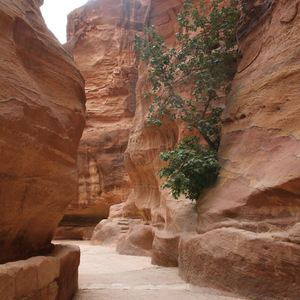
[41,0,88,44]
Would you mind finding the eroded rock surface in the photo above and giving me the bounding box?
[120,0,199,263]
[87,0,209,260]
[179,0,300,298]
[197,0,300,235]
[179,228,300,300]
[117,224,154,257]
[54,0,150,239]
[53,0,299,298]
[0,244,80,300]
[0,0,85,263]
[93,0,300,298]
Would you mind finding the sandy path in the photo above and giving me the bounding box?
[56,241,243,300]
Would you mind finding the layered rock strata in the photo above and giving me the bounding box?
[120,0,199,264]
[93,0,299,298]
[89,0,198,256]
[72,0,299,298]
[54,0,150,239]
[0,0,85,263]
[179,0,300,299]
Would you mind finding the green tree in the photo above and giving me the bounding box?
[134,0,241,201]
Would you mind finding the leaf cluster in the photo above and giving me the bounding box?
[158,137,220,201]
[134,0,241,200]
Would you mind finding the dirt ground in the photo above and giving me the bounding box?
[55,241,244,300]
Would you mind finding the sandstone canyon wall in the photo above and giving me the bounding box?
[91,0,199,254]
[119,0,199,262]
[96,0,299,298]
[178,0,300,299]
[0,0,85,265]
[58,0,298,298]
[54,0,151,240]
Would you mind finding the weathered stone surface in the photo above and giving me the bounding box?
[53,244,80,300]
[55,0,150,238]
[0,265,16,300]
[103,0,299,298]
[91,217,142,247]
[179,229,300,300]
[151,231,180,267]
[121,0,199,263]
[15,263,39,299]
[179,0,300,298]
[90,202,143,246]
[0,244,80,300]
[289,223,300,244]
[117,224,154,257]
[87,0,197,260]
[47,282,59,300]
[0,0,85,263]
[196,0,300,233]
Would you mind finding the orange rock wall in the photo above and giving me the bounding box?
[121,0,199,265]
[0,0,85,263]
[60,0,299,298]
[108,0,300,297]
[55,0,150,239]
[179,0,300,298]
[196,0,300,234]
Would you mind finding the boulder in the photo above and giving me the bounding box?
[117,224,154,257]
[179,229,300,300]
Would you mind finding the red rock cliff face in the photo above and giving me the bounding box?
[119,0,198,265]
[91,0,299,298]
[89,0,198,255]
[179,1,300,299]
[62,0,299,297]
[54,0,150,239]
[89,0,199,259]
[0,0,85,263]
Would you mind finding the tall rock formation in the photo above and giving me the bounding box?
[54,0,299,298]
[91,0,199,259]
[54,0,151,240]
[92,0,299,298]
[178,0,300,299]
[0,0,85,263]
[119,0,198,263]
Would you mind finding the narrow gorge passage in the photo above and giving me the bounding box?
[60,241,244,300]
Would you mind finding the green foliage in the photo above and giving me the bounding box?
[134,0,241,200]
[158,137,220,201]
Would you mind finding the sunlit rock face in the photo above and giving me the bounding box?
[0,0,85,263]
[54,0,149,239]
[179,1,300,298]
